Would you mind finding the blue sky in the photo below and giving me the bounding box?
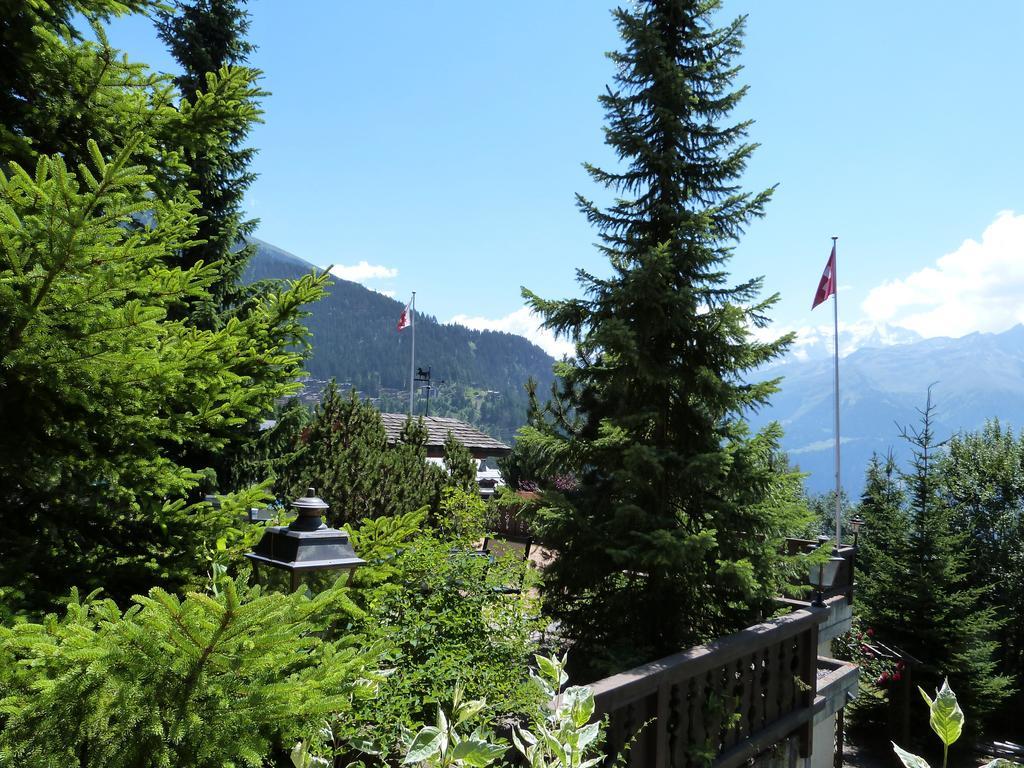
[106,2,1024,358]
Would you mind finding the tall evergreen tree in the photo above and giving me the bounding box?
[155,0,261,323]
[942,420,1024,692]
[859,394,1010,733]
[277,383,478,528]
[519,0,803,676]
[0,3,327,613]
[856,452,913,633]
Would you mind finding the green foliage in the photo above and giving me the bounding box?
[0,576,379,767]
[277,382,455,526]
[942,420,1024,687]
[155,0,265,324]
[402,686,506,768]
[512,653,606,768]
[517,0,805,676]
[0,0,159,170]
[443,432,478,496]
[437,488,488,547]
[802,489,855,540]
[892,680,1021,768]
[831,617,899,727]
[344,531,544,760]
[0,136,325,611]
[0,1,326,614]
[858,393,1011,732]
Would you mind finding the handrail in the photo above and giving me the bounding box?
[586,605,825,768]
[591,608,825,714]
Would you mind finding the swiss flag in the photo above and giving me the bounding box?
[397,300,412,331]
[811,244,836,310]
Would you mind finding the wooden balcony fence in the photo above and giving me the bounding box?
[587,607,826,768]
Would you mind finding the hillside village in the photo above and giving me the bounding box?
[1,2,1022,768]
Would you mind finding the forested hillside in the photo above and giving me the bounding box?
[244,238,557,440]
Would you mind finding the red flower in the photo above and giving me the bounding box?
[876,671,891,685]
[897,661,905,671]
[866,627,875,637]
[892,671,902,682]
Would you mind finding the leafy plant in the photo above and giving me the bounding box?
[342,532,544,759]
[512,653,606,768]
[892,680,1022,768]
[402,685,506,767]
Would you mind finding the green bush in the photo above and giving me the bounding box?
[342,528,545,760]
[0,576,379,767]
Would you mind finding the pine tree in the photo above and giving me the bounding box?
[0,576,377,767]
[0,138,325,613]
[856,452,914,634]
[859,394,1010,733]
[278,383,459,527]
[155,0,262,323]
[519,0,802,675]
[942,421,1024,694]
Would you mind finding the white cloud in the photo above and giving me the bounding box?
[862,211,1024,338]
[374,288,396,298]
[449,306,575,359]
[329,261,398,282]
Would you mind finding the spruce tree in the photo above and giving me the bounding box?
[856,453,913,632]
[519,0,802,675]
[155,0,262,323]
[0,3,328,613]
[278,383,462,527]
[942,421,1024,697]
[0,577,377,766]
[859,394,1010,733]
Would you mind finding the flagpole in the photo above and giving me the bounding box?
[409,292,416,417]
[831,237,842,549]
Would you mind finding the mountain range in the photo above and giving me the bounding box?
[247,238,1024,495]
[749,324,1024,494]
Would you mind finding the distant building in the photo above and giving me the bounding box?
[379,413,511,499]
[378,414,511,460]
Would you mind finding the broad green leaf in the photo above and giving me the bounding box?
[535,654,562,688]
[893,743,931,768]
[290,742,330,768]
[451,738,505,767]
[563,685,596,727]
[577,722,601,750]
[456,698,487,725]
[404,726,444,764]
[921,679,964,747]
[541,730,568,765]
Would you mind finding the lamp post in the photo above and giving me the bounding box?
[246,488,364,593]
[808,537,845,608]
[850,514,865,546]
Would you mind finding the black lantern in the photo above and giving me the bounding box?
[850,514,865,545]
[245,488,364,592]
[808,538,845,608]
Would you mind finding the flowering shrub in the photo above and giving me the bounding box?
[832,617,899,725]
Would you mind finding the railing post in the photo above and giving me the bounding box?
[797,617,819,758]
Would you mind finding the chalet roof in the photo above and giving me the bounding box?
[379,413,511,457]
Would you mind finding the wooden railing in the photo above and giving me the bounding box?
[588,608,825,768]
